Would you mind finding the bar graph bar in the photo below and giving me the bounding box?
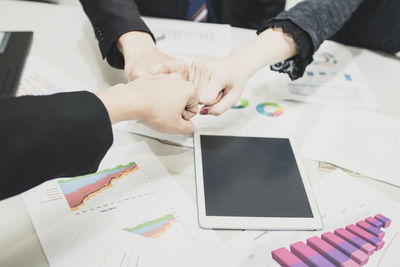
[272,214,392,267]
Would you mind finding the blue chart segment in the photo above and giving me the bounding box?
[256,103,284,117]
[231,98,249,109]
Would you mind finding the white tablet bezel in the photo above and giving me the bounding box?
[194,129,323,230]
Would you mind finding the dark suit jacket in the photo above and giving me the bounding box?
[0,91,113,200]
[80,0,285,69]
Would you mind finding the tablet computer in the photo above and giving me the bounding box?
[194,130,322,230]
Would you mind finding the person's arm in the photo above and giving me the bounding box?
[79,0,153,69]
[79,0,188,81]
[191,0,365,116]
[259,0,364,80]
[0,91,113,200]
[0,73,197,200]
[117,31,189,81]
[191,27,299,115]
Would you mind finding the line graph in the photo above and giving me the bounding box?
[58,162,139,210]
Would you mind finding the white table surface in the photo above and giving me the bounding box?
[1,1,400,266]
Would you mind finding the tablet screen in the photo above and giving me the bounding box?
[200,135,313,218]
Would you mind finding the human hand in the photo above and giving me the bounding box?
[118,31,189,81]
[96,73,198,134]
[190,55,250,116]
[190,27,301,116]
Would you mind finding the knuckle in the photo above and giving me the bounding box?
[169,72,180,79]
[185,82,196,91]
[192,58,202,66]
[204,62,214,70]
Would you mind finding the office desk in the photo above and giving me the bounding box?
[0,1,400,266]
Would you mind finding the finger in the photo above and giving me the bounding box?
[176,61,189,81]
[182,109,196,120]
[197,77,225,105]
[177,119,195,134]
[166,60,189,79]
[126,68,144,81]
[205,90,241,116]
[148,63,166,75]
[189,61,196,83]
[199,90,223,114]
[184,95,198,118]
[192,60,203,90]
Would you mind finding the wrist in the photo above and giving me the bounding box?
[96,83,141,124]
[118,31,157,60]
[230,27,299,78]
[228,47,261,80]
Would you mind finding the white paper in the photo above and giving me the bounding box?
[302,107,400,186]
[0,31,10,53]
[216,170,400,266]
[17,55,91,96]
[23,142,222,267]
[269,41,378,107]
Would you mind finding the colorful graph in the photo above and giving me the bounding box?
[58,162,139,210]
[231,98,249,109]
[256,103,284,117]
[123,214,176,239]
[313,52,338,67]
[18,72,61,96]
[272,214,392,267]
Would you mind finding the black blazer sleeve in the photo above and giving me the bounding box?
[0,91,113,200]
[80,0,155,69]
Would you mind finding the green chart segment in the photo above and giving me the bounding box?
[256,102,284,117]
[231,98,249,109]
[58,162,139,210]
[123,214,177,239]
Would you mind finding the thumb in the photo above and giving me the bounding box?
[204,90,241,116]
[197,78,225,106]
[182,109,197,120]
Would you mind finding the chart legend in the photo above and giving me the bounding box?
[58,162,139,210]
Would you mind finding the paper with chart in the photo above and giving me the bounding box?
[143,17,232,60]
[215,170,400,267]
[302,107,400,187]
[23,142,223,267]
[115,70,306,147]
[17,55,91,96]
[269,41,377,107]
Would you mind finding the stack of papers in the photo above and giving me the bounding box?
[302,107,400,187]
